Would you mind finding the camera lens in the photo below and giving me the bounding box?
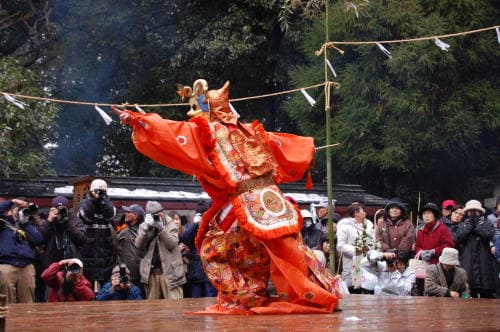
[68,263,81,274]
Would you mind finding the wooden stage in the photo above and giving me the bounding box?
[4,295,500,331]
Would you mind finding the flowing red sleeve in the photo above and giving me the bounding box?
[266,131,315,184]
[125,111,218,178]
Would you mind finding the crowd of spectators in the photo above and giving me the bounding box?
[0,179,498,303]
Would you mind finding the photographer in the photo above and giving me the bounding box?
[39,196,86,273]
[0,198,43,303]
[78,179,117,291]
[362,250,416,296]
[40,258,94,302]
[135,201,186,299]
[96,264,142,300]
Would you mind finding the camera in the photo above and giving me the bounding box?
[367,249,397,266]
[57,206,68,219]
[153,214,161,223]
[119,264,129,283]
[62,262,82,275]
[22,203,39,216]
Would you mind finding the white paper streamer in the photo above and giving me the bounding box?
[2,93,25,109]
[434,38,450,52]
[376,43,392,59]
[325,59,337,77]
[300,89,316,107]
[347,2,359,18]
[229,103,240,118]
[134,104,145,113]
[94,105,113,125]
[496,27,500,44]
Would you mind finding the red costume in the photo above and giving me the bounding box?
[119,81,340,314]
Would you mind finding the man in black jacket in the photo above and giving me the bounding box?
[78,179,117,292]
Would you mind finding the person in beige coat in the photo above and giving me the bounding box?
[424,247,469,298]
[135,201,186,299]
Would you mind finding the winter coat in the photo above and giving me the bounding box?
[41,262,95,302]
[0,216,43,267]
[38,214,87,270]
[454,217,495,291]
[486,212,499,254]
[179,222,206,283]
[95,281,142,301]
[424,263,469,297]
[375,218,414,253]
[336,217,374,287]
[117,224,144,283]
[78,195,117,282]
[135,215,186,289]
[414,221,455,264]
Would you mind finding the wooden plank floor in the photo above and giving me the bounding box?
[4,295,500,331]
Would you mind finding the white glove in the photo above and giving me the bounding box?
[144,214,155,230]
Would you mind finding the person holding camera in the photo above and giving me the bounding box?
[78,179,117,292]
[0,198,43,303]
[362,250,416,296]
[96,264,142,300]
[39,196,87,274]
[135,201,186,300]
[40,258,94,302]
[454,200,495,298]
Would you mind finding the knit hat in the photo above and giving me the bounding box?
[441,199,457,209]
[384,198,407,213]
[420,202,439,219]
[439,247,459,266]
[90,179,108,191]
[145,201,164,214]
[52,196,70,208]
[462,200,485,215]
[111,265,130,279]
[122,204,145,218]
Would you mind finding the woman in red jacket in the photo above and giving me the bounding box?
[414,203,455,295]
[41,258,95,302]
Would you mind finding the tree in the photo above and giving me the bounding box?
[283,0,500,202]
[42,0,313,176]
[0,56,58,178]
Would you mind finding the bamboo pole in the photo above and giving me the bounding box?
[324,0,336,275]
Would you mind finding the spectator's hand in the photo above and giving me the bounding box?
[111,277,120,289]
[193,213,202,224]
[153,219,164,231]
[383,252,396,260]
[420,249,435,261]
[144,214,155,230]
[48,208,59,222]
[450,291,459,298]
[179,243,187,251]
[11,198,28,208]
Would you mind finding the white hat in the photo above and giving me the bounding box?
[439,247,459,266]
[462,200,485,215]
[300,209,313,219]
[90,179,108,191]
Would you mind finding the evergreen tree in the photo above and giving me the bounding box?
[283,0,500,202]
